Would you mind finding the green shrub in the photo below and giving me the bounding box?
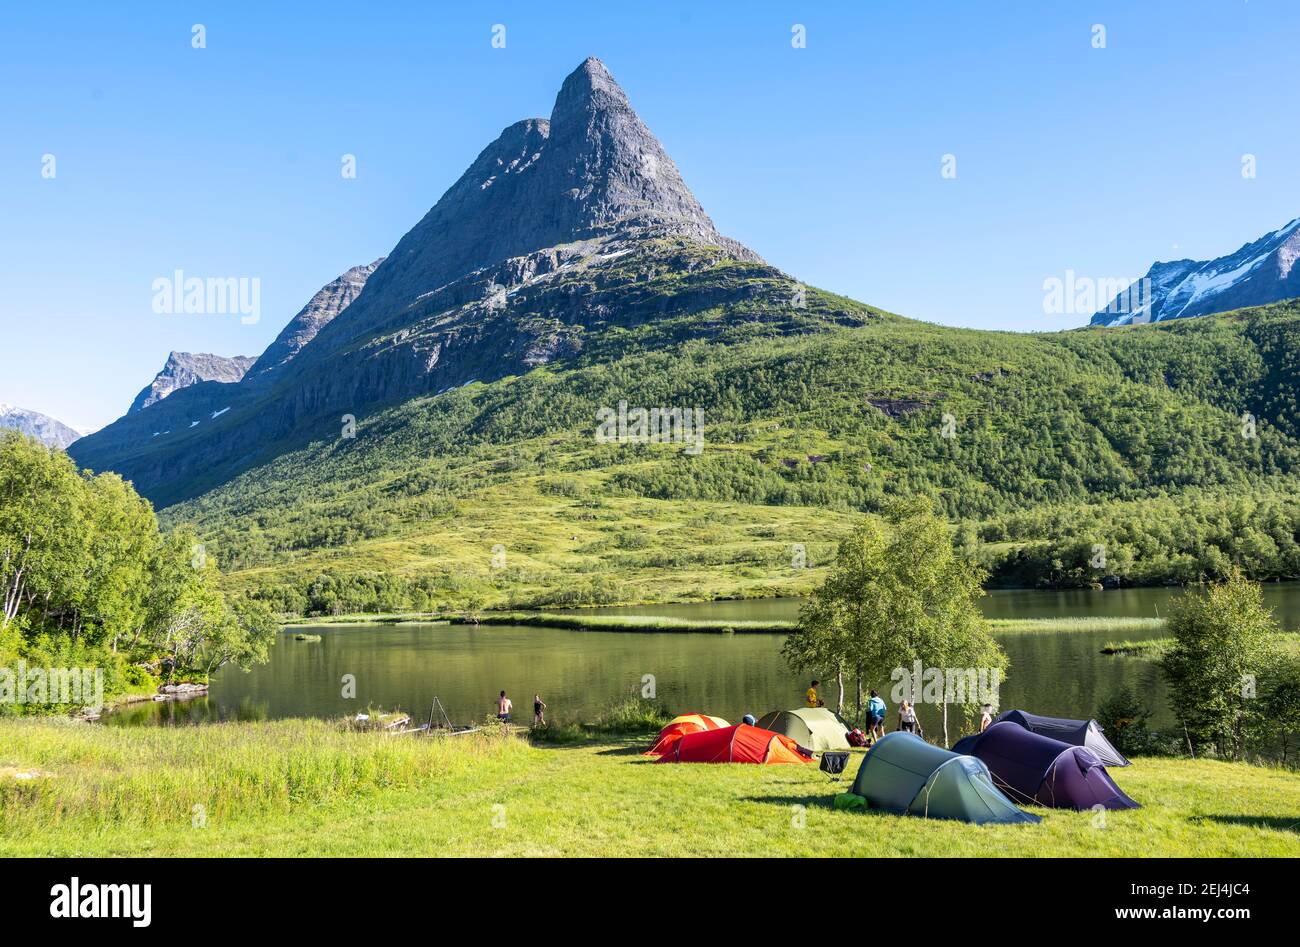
[1096,688,1158,757]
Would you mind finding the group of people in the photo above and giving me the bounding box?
[805,680,996,743]
[496,683,997,737]
[495,690,547,726]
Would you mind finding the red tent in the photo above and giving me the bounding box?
[643,712,730,756]
[655,724,812,765]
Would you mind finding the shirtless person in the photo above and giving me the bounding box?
[496,690,513,723]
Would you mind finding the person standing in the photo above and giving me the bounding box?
[806,680,824,708]
[867,689,887,742]
[899,700,921,735]
[533,694,547,727]
[496,690,513,724]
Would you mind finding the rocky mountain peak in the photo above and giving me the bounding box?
[68,58,781,504]
[544,56,726,240]
[1093,216,1300,326]
[246,258,384,381]
[0,404,83,449]
[128,351,256,413]
[549,57,637,151]
[322,58,759,353]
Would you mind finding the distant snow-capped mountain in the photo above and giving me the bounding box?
[1092,217,1300,326]
[0,403,83,449]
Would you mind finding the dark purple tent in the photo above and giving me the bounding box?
[950,721,1139,811]
[995,709,1130,767]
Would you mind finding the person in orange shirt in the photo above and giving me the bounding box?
[806,680,824,708]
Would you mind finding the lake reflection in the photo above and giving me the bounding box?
[108,582,1293,732]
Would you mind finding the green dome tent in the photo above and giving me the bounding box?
[755,707,851,751]
[848,732,1039,825]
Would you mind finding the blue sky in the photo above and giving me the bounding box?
[3,1,1298,431]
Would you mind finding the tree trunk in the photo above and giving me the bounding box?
[1184,725,1195,759]
[942,702,949,747]
[855,665,863,723]
[836,669,845,716]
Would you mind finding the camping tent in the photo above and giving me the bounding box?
[994,709,1130,766]
[755,707,851,751]
[951,721,1138,810]
[643,713,730,757]
[655,724,811,765]
[848,732,1039,824]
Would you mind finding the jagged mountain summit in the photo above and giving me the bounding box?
[290,56,764,367]
[128,352,257,413]
[244,259,384,382]
[74,259,383,464]
[1092,216,1300,326]
[0,403,83,449]
[348,57,760,327]
[70,58,868,506]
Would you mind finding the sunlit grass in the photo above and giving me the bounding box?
[989,617,1166,635]
[2,718,1297,857]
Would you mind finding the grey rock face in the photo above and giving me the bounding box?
[1092,217,1300,325]
[0,404,83,449]
[129,352,256,413]
[314,57,761,360]
[245,259,383,381]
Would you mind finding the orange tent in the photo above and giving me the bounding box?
[655,724,812,765]
[643,713,730,757]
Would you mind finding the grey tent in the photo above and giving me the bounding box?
[755,707,851,751]
[994,709,1130,767]
[848,732,1039,825]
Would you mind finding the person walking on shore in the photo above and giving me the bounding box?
[533,694,546,727]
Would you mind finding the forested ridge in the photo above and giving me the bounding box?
[152,298,1300,616]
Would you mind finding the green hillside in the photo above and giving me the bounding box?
[160,291,1300,616]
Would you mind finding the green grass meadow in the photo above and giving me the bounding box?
[2,718,1296,857]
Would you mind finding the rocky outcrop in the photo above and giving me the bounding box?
[128,352,255,413]
[244,259,383,381]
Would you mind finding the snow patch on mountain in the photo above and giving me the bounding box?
[1093,217,1300,326]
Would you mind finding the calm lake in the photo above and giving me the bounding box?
[106,584,1300,734]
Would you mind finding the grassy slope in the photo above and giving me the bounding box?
[2,719,1296,857]
[161,300,1300,611]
